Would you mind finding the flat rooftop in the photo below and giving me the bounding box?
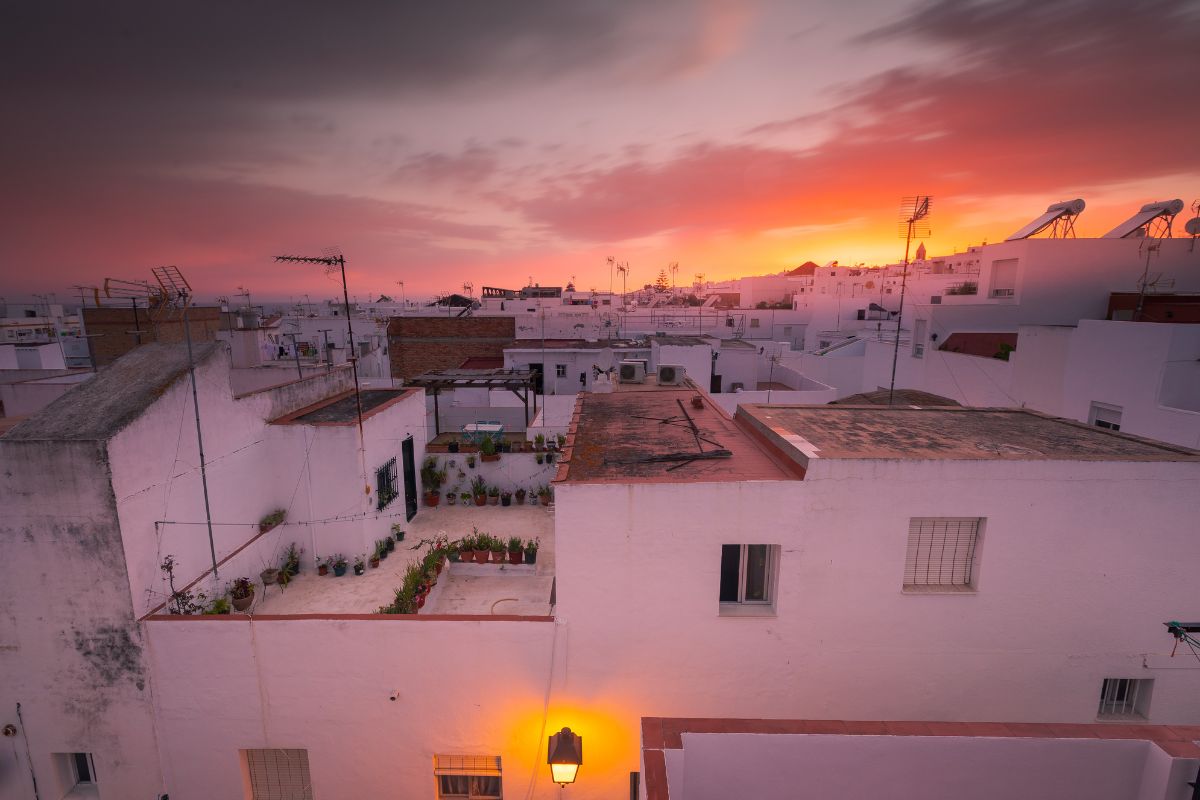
[274,388,415,425]
[736,405,1200,464]
[561,389,798,483]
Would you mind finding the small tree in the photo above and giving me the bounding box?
[654,269,670,292]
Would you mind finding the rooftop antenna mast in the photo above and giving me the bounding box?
[274,249,369,494]
[1185,200,1200,253]
[888,195,932,406]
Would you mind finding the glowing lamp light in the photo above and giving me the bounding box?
[548,726,583,786]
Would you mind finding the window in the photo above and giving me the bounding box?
[719,544,779,615]
[903,518,982,592]
[749,318,760,328]
[555,364,567,378]
[912,319,927,358]
[245,749,313,800]
[989,258,1018,297]
[56,752,98,797]
[1098,678,1153,719]
[376,457,398,510]
[1089,402,1122,431]
[435,755,502,799]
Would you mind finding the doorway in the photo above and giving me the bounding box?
[402,436,417,521]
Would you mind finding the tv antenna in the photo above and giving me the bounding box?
[274,248,369,496]
[101,277,162,345]
[462,281,474,298]
[1185,200,1200,252]
[888,195,932,406]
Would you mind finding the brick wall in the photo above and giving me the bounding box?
[83,306,222,367]
[387,316,515,378]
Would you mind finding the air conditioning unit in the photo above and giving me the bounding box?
[657,364,685,385]
[930,295,942,304]
[618,361,646,383]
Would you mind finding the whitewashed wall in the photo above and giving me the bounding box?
[553,457,1200,799]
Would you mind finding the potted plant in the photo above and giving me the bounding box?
[282,543,301,576]
[447,538,462,563]
[501,490,512,507]
[470,529,490,563]
[546,450,555,464]
[528,486,540,505]
[460,491,471,504]
[260,567,280,585]
[466,454,476,469]
[446,485,458,505]
[391,524,406,543]
[507,536,524,565]
[557,433,567,449]
[369,547,381,569]
[515,487,527,504]
[230,577,255,611]
[331,553,348,577]
[534,433,545,451]
[490,536,507,564]
[480,436,500,462]
[378,540,389,561]
[421,457,447,506]
[353,555,366,576]
[487,486,500,505]
[317,558,329,577]
[524,538,540,566]
[385,535,395,553]
[538,484,552,506]
[259,508,286,534]
[206,596,231,615]
[471,475,488,506]
[536,452,545,465]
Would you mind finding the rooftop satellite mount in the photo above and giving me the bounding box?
[1005,199,1086,241]
[1103,199,1184,239]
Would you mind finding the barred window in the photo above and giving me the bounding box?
[376,457,398,510]
[1098,678,1153,719]
[903,518,982,591]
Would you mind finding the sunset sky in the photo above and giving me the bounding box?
[2,0,1197,303]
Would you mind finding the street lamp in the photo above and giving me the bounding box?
[548,727,582,786]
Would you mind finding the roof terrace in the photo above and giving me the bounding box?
[251,504,554,616]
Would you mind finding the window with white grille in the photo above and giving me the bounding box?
[245,749,314,800]
[1098,678,1153,719]
[435,755,502,799]
[903,518,982,591]
[1088,402,1122,431]
[989,259,1018,297]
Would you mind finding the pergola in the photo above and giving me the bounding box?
[406,368,539,436]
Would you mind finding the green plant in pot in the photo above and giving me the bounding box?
[420,457,447,506]
[391,523,406,543]
[206,596,231,615]
[538,484,552,506]
[507,536,524,565]
[466,454,476,469]
[480,435,500,462]
[524,537,540,566]
[259,508,286,534]
[330,553,348,577]
[471,475,488,506]
[501,490,512,507]
[487,485,500,505]
[490,535,506,563]
[534,433,545,451]
[515,487,527,504]
[230,577,255,611]
[470,527,490,563]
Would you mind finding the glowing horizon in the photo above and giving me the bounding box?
[1,1,1197,303]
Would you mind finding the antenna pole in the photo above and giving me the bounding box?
[888,196,931,406]
[182,294,219,580]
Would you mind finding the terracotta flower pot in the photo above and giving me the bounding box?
[424,491,440,507]
[508,550,523,565]
[474,495,486,506]
[370,556,380,568]
[491,550,506,563]
[540,494,551,506]
[488,495,499,505]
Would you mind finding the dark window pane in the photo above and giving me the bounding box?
[73,753,92,782]
[473,775,502,798]
[745,545,769,601]
[719,545,740,602]
[439,775,469,796]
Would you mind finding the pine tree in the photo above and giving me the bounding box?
[654,269,670,292]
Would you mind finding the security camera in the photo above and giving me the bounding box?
[389,691,399,702]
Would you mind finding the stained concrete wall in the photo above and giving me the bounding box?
[0,439,164,799]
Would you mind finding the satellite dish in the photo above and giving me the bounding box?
[1185,217,1200,236]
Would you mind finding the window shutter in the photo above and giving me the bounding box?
[904,518,980,587]
[246,749,314,800]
